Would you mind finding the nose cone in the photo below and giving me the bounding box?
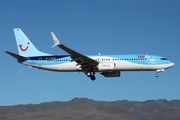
[171,62,175,67]
[168,62,175,68]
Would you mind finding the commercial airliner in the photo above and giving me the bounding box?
[5,28,174,81]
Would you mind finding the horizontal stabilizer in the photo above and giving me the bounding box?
[5,51,27,60]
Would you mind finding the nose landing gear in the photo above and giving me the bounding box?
[155,73,159,77]
[155,69,164,78]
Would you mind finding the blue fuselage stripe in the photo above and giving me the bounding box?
[18,54,172,66]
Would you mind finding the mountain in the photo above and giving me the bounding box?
[0,98,180,120]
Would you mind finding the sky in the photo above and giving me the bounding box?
[0,0,180,106]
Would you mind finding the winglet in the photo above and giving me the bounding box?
[51,32,60,48]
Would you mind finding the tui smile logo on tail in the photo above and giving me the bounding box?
[19,42,30,52]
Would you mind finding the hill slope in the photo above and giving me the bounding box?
[0,98,180,120]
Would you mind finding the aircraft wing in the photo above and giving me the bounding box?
[51,32,99,69]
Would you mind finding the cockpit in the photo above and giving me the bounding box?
[161,58,168,60]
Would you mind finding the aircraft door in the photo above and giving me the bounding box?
[150,56,156,64]
[38,58,42,66]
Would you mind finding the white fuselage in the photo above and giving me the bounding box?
[20,55,174,72]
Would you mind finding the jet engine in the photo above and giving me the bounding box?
[98,62,116,71]
[101,71,120,77]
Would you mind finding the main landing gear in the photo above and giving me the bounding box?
[86,71,96,81]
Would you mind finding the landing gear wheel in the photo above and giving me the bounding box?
[155,74,159,77]
[86,72,91,77]
[86,69,96,81]
[90,76,96,81]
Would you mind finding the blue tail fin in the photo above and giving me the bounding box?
[14,28,51,57]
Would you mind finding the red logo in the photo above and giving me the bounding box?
[138,55,145,59]
[19,42,30,52]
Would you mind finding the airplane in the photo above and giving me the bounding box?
[5,28,174,81]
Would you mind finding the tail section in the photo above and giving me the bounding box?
[14,28,50,57]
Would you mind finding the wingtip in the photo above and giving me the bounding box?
[50,32,61,48]
[51,44,57,48]
[50,32,60,45]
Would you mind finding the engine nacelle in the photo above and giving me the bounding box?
[101,71,120,77]
[98,62,116,71]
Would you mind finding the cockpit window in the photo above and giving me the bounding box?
[161,58,167,60]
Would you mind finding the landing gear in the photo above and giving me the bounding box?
[155,73,159,77]
[86,71,96,81]
[90,76,96,81]
[155,69,165,77]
